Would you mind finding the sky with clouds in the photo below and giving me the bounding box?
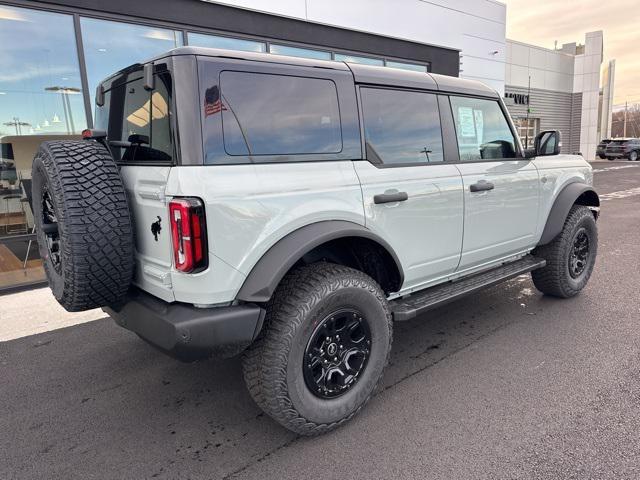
[502,0,640,107]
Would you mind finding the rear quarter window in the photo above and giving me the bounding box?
[218,71,342,156]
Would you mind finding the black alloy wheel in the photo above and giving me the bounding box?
[303,309,372,399]
[242,262,393,436]
[40,186,61,274]
[568,228,590,279]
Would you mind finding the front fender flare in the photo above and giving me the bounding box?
[538,182,599,245]
[236,221,404,303]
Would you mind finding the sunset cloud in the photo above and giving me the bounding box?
[502,0,640,106]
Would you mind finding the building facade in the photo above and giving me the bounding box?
[0,0,507,292]
[503,31,612,161]
[0,1,613,294]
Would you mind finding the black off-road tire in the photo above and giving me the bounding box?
[31,140,134,311]
[531,205,597,298]
[242,263,392,436]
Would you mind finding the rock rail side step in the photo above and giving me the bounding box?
[391,255,546,321]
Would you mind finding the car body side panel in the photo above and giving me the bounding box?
[532,154,593,243]
[455,160,540,271]
[354,161,464,291]
[164,161,364,304]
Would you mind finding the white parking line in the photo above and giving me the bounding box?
[593,164,640,173]
[600,187,640,201]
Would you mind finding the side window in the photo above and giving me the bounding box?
[360,88,444,165]
[101,72,173,162]
[219,71,342,156]
[450,96,517,161]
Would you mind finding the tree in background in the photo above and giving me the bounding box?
[611,104,640,138]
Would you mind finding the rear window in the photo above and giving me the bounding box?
[219,71,342,156]
[96,71,173,163]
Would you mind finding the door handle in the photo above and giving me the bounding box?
[469,180,495,193]
[373,191,409,204]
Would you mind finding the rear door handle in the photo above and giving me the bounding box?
[373,191,409,204]
[469,181,495,193]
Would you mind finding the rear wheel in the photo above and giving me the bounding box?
[32,140,134,311]
[532,205,597,298]
[630,151,639,161]
[242,263,392,436]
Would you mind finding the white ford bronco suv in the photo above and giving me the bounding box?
[32,47,599,435]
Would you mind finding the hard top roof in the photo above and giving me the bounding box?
[103,46,498,98]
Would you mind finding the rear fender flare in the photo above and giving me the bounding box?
[236,221,404,303]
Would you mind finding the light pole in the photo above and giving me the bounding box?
[45,86,81,134]
[3,117,31,135]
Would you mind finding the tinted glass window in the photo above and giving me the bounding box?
[219,72,342,156]
[450,96,517,161]
[188,33,266,53]
[97,73,173,162]
[361,88,443,165]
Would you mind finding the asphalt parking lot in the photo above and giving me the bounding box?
[2,161,640,480]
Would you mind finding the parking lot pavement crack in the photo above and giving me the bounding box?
[222,435,300,480]
[381,321,513,394]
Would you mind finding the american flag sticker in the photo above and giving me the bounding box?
[204,85,227,117]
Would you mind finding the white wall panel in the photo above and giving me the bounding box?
[207,0,507,91]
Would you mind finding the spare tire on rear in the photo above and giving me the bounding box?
[32,140,134,311]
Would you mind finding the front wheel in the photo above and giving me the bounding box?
[242,263,392,436]
[532,205,598,298]
[630,151,639,162]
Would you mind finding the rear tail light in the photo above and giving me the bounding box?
[169,198,208,273]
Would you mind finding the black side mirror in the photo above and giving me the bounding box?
[534,130,562,157]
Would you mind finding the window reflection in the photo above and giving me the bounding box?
[334,54,384,66]
[269,44,332,60]
[0,5,85,290]
[385,60,428,73]
[361,88,444,165]
[0,5,86,138]
[81,17,182,109]
[219,72,342,156]
[188,32,266,53]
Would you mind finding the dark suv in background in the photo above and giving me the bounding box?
[596,139,612,159]
[604,138,640,161]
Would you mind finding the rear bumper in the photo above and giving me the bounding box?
[104,289,265,362]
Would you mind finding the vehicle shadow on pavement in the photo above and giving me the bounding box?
[0,275,570,479]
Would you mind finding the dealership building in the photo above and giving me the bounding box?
[0,0,614,292]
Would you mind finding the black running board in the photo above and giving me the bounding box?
[391,255,546,321]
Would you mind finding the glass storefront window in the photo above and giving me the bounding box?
[334,53,384,66]
[188,32,266,53]
[269,44,332,60]
[81,18,182,109]
[385,60,428,72]
[0,5,86,291]
[0,6,86,138]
